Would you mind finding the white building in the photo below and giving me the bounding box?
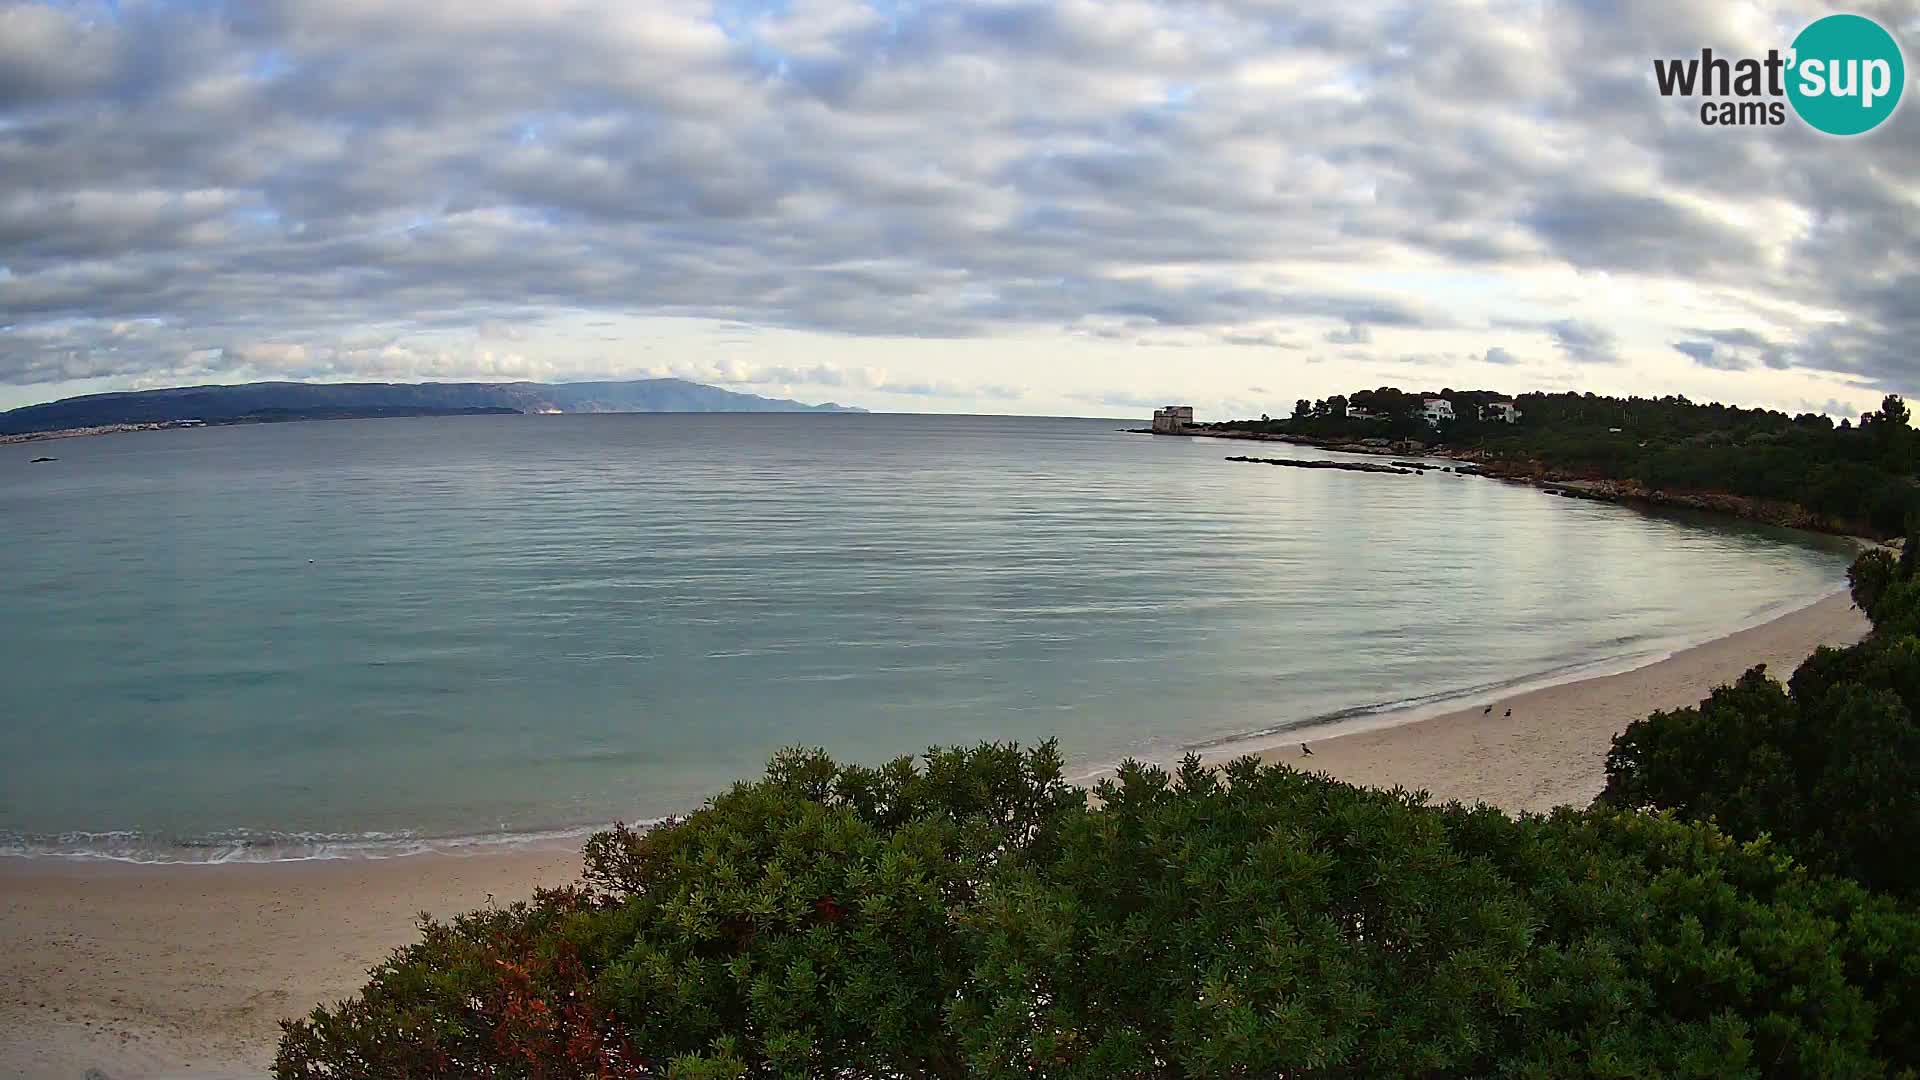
[1479,400,1521,424]
[1419,397,1455,426]
[1151,405,1195,433]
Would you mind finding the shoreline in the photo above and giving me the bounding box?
[0,586,1872,1077]
[2,584,1850,868]
[1182,582,1858,763]
[1229,588,1867,813]
[1137,426,1881,540]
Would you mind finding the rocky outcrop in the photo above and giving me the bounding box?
[1459,463,1839,531]
[1535,478,1828,530]
[1147,424,1865,536]
[1226,456,1416,475]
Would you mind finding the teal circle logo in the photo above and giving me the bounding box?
[1787,14,1905,135]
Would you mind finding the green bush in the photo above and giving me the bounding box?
[1600,544,1920,899]
[1851,549,1899,617]
[279,744,1920,1078]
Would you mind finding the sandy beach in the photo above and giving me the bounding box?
[1244,589,1869,813]
[0,590,1870,1079]
[0,849,580,1080]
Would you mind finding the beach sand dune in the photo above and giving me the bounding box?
[0,592,1869,1079]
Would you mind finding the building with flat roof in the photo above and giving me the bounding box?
[1479,400,1521,424]
[1151,405,1194,433]
[1419,397,1454,426]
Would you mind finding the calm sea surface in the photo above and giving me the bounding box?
[0,413,1855,860]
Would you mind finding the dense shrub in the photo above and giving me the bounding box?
[1601,542,1920,900]
[280,744,1920,1078]
[278,742,1079,1079]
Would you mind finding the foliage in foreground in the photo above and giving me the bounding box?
[1601,538,1920,898]
[279,741,1920,1078]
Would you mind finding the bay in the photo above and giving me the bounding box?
[0,413,1853,860]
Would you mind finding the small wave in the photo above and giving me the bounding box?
[0,820,660,865]
[1176,585,1848,762]
[1061,584,1851,783]
[6,586,1850,862]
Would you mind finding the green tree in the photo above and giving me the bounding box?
[1247,386,1916,536]
[1602,546,1920,898]
[1851,547,1899,616]
[1883,394,1912,431]
[282,745,1920,1078]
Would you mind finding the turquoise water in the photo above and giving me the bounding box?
[0,414,1854,860]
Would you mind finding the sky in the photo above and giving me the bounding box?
[1,0,1917,421]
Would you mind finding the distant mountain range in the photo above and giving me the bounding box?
[0,379,866,436]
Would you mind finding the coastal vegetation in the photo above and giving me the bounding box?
[1204,390,1920,538]
[1600,534,1920,899]
[281,536,1920,1080]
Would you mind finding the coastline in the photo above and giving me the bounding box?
[1138,426,1875,539]
[1231,588,1867,813]
[0,588,1871,1078]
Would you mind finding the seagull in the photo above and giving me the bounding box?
[1300,742,1314,757]
[1483,705,1493,715]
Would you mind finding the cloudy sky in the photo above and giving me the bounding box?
[1,0,1916,419]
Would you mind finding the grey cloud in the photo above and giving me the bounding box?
[0,0,1916,399]
[1808,398,1864,420]
[1482,347,1519,366]
[1673,340,1749,371]
[1680,328,1793,372]
[1525,187,1764,277]
[1703,328,1772,350]
[1547,320,1621,365]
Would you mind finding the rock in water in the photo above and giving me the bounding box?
[1225,456,1415,475]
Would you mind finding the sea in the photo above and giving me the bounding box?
[0,413,1857,862]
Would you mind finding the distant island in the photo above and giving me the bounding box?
[1154,387,1919,539]
[0,378,866,441]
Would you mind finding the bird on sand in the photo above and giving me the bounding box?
[1300,742,1314,757]
[1504,708,1512,717]
[1483,705,1493,714]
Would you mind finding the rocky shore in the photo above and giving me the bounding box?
[1224,455,1470,476]
[1136,426,1858,536]
[1225,455,1418,474]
